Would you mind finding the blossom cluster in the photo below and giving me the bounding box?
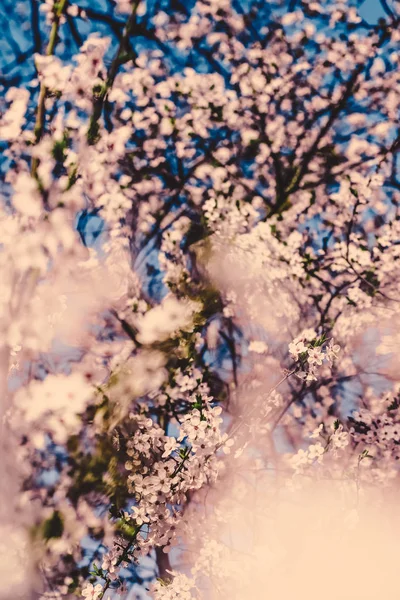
[288,332,340,382]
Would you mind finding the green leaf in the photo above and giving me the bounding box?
[312,334,326,347]
[42,511,64,540]
[388,397,400,411]
[358,449,371,463]
[346,297,357,307]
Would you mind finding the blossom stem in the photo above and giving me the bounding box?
[87,0,140,144]
[99,531,139,599]
[31,0,68,178]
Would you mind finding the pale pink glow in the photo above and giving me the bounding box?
[169,240,400,600]
[182,455,400,600]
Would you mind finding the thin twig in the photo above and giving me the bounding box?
[31,0,68,178]
[87,0,140,144]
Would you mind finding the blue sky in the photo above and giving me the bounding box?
[358,0,392,23]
